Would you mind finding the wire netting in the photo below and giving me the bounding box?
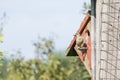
[99,0,120,80]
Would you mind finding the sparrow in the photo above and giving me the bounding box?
[74,32,85,48]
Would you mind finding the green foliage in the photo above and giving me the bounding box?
[0,34,3,68]
[0,51,4,67]
[0,37,90,80]
[0,12,6,68]
[68,58,91,80]
[33,36,54,59]
[5,54,90,80]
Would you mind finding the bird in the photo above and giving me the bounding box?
[74,32,85,49]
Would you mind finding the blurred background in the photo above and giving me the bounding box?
[0,0,91,80]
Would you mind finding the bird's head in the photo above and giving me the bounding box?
[74,32,80,36]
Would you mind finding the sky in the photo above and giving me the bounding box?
[0,0,90,59]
